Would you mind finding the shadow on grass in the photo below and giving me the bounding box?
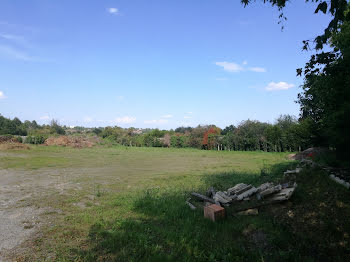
[76,161,350,262]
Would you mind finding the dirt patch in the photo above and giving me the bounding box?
[0,168,85,261]
[0,207,45,255]
[44,135,100,148]
[0,142,30,151]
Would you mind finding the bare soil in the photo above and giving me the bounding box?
[44,135,100,148]
[0,168,84,261]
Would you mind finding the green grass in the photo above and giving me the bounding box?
[1,146,350,261]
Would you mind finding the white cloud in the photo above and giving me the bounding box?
[161,114,173,118]
[215,61,243,73]
[0,33,30,48]
[144,119,168,124]
[40,115,50,120]
[0,45,34,61]
[114,116,136,124]
[107,7,119,15]
[0,33,24,41]
[84,117,93,122]
[265,81,294,91]
[0,91,6,99]
[0,21,38,33]
[183,112,193,119]
[215,61,266,73]
[249,67,266,73]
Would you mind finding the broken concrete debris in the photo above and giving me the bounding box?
[270,187,296,201]
[259,184,282,198]
[188,178,297,221]
[238,208,258,216]
[257,182,273,193]
[206,186,216,198]
[284,168,302,175]
[191,192,216,204]
[329,174,350,189]
[236,187,258,201]
[293,156,350,190]
[186,198,196,210]
[188,159,350,222]
[213,191,233,204]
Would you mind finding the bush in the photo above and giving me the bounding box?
[14,136,23,143]
[25,135,47,144]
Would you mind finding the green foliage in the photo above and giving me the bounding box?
[94,118,313,152]
[265,125,282,152]
[25,134,47,144]
[0,115,66,138]
[174,126,193,133]
[50,119,65,135]
[0,115,27,136]
[15,136,23,143]
[221,124,236,135]
[170,135,187,148]
[241,0,349,50]
[92,128,102,135]
[1,113,313,152]
[298,10,350,158]
[241,2,350,157]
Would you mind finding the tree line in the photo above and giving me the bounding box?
[1,113,314,151]
[96,115,313,152]
[0,115,65,137]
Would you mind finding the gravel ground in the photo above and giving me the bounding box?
[0,168,82,261]
[0,169,44,261]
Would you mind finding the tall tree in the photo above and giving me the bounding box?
[298,14,350,157]
[242,1,350,158]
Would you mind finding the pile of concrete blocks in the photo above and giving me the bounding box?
[188,180,297,221]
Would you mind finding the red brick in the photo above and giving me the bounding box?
[204,204,225,222]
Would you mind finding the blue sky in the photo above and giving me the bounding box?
[0,0,331,129]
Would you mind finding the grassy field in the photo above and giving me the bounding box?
[1,145,350,261]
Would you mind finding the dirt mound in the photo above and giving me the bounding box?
[289,147,330,161]
[44,136,100,148]
[0,136,21,143]
[0,142,30,150]
[0,136,29,150]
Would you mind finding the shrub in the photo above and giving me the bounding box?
[25,135,47,144]
[14,136,23,143]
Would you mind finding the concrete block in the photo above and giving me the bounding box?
[204,204,225,222]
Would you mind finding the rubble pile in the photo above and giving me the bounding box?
[188,175,298,215]
[0,135,30,150]
[298,152,350,189]
[187,148,350,221]
[44,135,101,148]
